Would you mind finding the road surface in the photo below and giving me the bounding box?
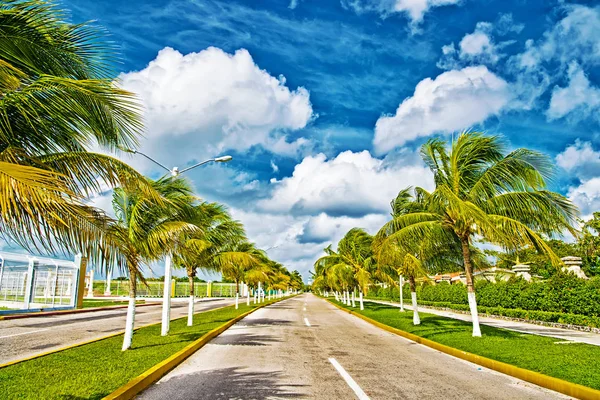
[0,298,235,364]
[140,294,569,400]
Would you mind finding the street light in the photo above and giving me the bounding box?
[123,149,232,177]
[125,148,232,336]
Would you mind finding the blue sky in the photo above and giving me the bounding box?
[63,0,600,279]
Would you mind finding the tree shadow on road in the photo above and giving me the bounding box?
[240,318,292,327]
[211,333,282,347]
[140,367,308,400]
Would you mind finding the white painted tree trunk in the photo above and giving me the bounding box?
[161,255,172,336]
[122,297,136,351]
[235,293,239,309]
[359,291,364,310]
[399,275,405,312]
[187,295,194,326]
[468,291,482,337]
[351,291,356,307]
[411,292,420,325]
[247,291,250,305]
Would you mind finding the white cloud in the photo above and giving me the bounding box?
[342,0,461,28]
[496,13,524,35]
[557,141,600,218]
[373,66,511,153]
[556,140,600,180]
[270,161,280,173]
[512,5,600,71]
[547,62,600,122]
[230,208,391,279]
[437,21,517,70]
[258,150,433,216]
[567,178,600,220]
[118,46,314,172]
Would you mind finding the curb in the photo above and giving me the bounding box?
[328,299,600,400]
[0,302,161,320]
[0,302,234,369]
[103,295,295,400]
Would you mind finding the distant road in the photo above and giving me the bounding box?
[139,294,568,399]
[0,298,235,364]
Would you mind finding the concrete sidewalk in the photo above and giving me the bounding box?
[363,298,600,346]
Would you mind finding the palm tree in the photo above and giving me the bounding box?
[173,204,245,324]
[377,132,578,336]
[314,228,375,310]
[109,176,199,350]
[0,0,152,265]
[216,241,263,307]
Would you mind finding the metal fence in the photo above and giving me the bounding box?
[90,280,237,298]
[0,252,80,310]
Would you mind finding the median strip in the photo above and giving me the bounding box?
[327,298,600,400]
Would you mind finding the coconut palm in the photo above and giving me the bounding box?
[216,241,264,307]
[314,228,375,309]
[173,204,245,324]
[109,176,200,350]
[0,0,152,265]
[377,132,578,336]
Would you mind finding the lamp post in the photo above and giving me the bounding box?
[125,149,232,336]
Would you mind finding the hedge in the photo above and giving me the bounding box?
[366,274,600,321]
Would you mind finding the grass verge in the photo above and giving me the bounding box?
[0,299,284,400]
[334,300,600,390]
[82,299,146,308]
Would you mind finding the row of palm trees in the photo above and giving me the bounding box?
[313,132,578,336]
[0,1,302,350]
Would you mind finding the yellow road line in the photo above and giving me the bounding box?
[0,303,234,369]
[103,296,296,400]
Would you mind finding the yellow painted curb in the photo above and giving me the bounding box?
[103,295,296,400]
[0,303,234,369]
[328,299,600,400]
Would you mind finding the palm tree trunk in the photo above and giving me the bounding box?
[409,277,420,325]
[122,265,137,351]
[359,290,364,310]
[351,290,356,307]
[461,236,482,337]
[235,279,239,309]
[187,274,194,327]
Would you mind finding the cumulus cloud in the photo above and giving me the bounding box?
[297,213,389,244]
[230,208,392,278]
[556,141,600,218]
[342,0,461,28]
[373,66,510,153]
[547,62,600,122]
[118,47,314,172]
[258,150,433,216]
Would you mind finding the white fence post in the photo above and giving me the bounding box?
[23,258,35,309]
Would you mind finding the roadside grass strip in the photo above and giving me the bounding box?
[81,299,146,308]
[331,300,600,397]
[0,298,288,400]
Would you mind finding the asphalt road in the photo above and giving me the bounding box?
[0,298,235,364]
[139,294,569,400]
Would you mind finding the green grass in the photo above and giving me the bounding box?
[81,299,146,308]
[335,300,600,390]
[0,299,285,399]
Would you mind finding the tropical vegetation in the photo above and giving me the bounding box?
[0,0,301,352]
[313,131,580,337]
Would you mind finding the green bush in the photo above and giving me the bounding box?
[367,274,600,321]
[414,300,600,328]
